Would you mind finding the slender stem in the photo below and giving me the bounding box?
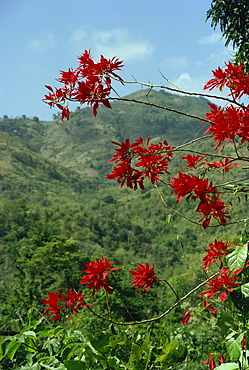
[162,279,180,300]
[86,273,218,326]
[105,290,112,320]
[154,184,201,226]
[109,97,211,123]
[112,288,136,322]
[111,75,248,110]
[218,177,249,187]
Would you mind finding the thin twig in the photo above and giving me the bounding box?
[154,184,201,226]
[163,279,180,300]
[105,290,112,320]
[86,273,217,326]
[109,97,211,123]
[111,75,248,110]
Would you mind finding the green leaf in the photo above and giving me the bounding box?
[128,342,141,365]
[165,214,173,224]
[39,357,67,369]
[217,311,234,336]
[63,360,87,370]
[0,342,3,361]
[43,337,61,356]
[214,363,239,370]
[226,243,248,272]
[107,356,120,368]
[22,330,37,338]
[18,363,41,370]
[226,331,245,362]
[241,282,249,298]
[157,340,187,365]
[6,339,22,360]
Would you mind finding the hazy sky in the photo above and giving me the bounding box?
[1,0,233,121]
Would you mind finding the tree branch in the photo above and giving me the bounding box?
[86,273,217,326]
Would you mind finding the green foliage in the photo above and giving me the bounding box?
[0,311,224,370]
[1,89,249,369]
[206,0,249,71]
[226,244,248,272]
[214,364,240,370]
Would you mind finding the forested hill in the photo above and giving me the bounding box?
[0,89,209,182]
[0,89,225,336]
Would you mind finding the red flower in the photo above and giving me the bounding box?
[180,309,195,326]
[203,353,225,370]
[107,137,174,189]
[43,49,124,120]
[42,289,90,321]
[108,138,135,163]
[170,172,217,203]
[57,68,79,87]
[129,263,160,292]
[202,299,218,318]
[80,257,120,298]
[197,197,231,229]
[204,65,228,91]
[65,289,91,317]
[170,171,231,228]
[203,354,216,370]
[204,103,249,149]
[135,154,170,183]
[181,154,206,169]
[204,157,238,174]
[202,240,233,270]
[204,61,249,99]
[42,289,65,321]
[199,269,239,302]
[106,161,145,190]
[61,107,70,121]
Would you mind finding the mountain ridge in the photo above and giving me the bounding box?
[0,89,210,200]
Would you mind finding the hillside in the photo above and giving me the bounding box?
[0,89,209,180]
[1,89,243,337]
[0,130,98,203]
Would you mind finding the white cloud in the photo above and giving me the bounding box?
[175,72,192,86]
[173,72,206,94]
[29,31,56,52]
[163,55,188,69]
[173,72,229,107]
[70,29,87,44]
[69,28,153,62]
[198,33,222,45]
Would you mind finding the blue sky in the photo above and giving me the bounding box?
[1,0,233,121]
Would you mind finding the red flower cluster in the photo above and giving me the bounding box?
[202,299,218,318]
[204,103,249,149]
[42,289,90,321]
[181,154,206,170]
[203,353,225,370]
[42,257,162,322]
[202,240,234,270]
[170,172,230,228]
[80,257,120,298]
[204,61,249,99]
[107,137,174,189]
[180,300,217,326]
[129,263,160,292]
[43,50,124,120]
[181,155,238,177]
[199,268,239,302]
[203,63,249,149]
[204,157,238,174]
[180,309,195,326]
